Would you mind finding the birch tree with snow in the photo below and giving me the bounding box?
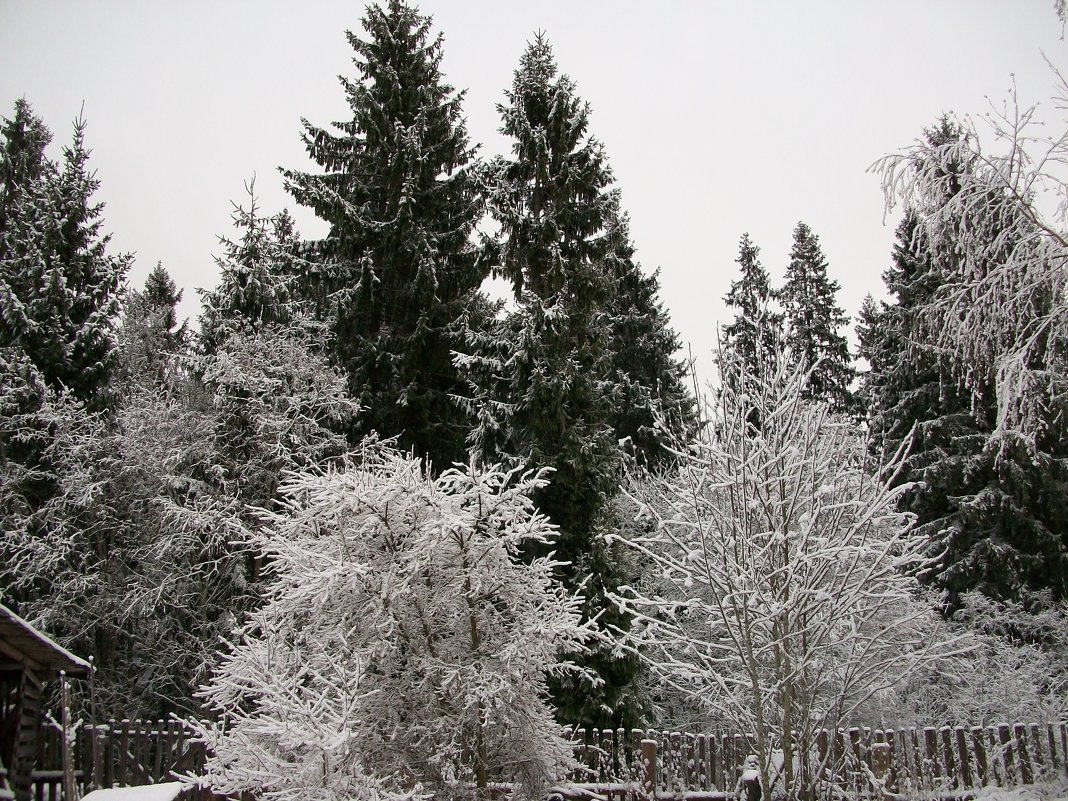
[195,447,591,801]
[610,348,965,801]
[875,74,1068,438]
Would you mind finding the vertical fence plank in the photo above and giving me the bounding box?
[923,727,940,787]
[93,725,105,790]
[673,732,686,792]
[998,724,1016,784]
[971,727,989,786]
[104,721,115,789]
[721,732,734,791]
[640,739,657,798]
[1030,724,1046,781]
[153,721,165,783]
[940,727,957,787]
[849,728,864,793]
[814,729,828,789]
[601,729,613,783]
[954,727,972,788]
[118,720,131,786]
[1047,723,1060,776]
[891,729,909,789]
[1014,724,1033,785]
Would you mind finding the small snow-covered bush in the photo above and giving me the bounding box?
[195,446,590,801]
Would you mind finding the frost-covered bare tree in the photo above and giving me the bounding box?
[610,348,966,801]
[195,448,590,801]
[875,75,1068,437]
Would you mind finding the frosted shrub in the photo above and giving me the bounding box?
[195,446,591,801]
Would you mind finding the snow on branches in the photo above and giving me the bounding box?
[610,349,967,801]
[874,73,1068,439]
[195,447,591,801]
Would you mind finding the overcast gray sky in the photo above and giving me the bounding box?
[0,1,1063,381]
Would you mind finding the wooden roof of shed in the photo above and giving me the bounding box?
[0,603,90,678]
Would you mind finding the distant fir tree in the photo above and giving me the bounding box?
[200,181,305,350]
[602,206,695,468]
[282,0,484,468]
[779,222,854,414]
[862,120,1068,610]
[120,261,189,385]
[474,33,645,729]
[854,293,880,418]
[722,232,782,382]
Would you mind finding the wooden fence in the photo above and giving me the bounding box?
[31,720,206,801]
[568,723,1068,798]
[28,720,1068,801]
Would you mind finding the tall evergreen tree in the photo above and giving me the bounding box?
[0,106,127,409]
[722,232,782,381]
[863,119,1068,609]
[472,33,644,729]
[779,222,854,413]
[282,0,484,468]
[0,103,127,617]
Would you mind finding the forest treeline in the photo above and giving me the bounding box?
[2,0,1067,770]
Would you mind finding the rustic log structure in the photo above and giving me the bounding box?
[0,604,89,801]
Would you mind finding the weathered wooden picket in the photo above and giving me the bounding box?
[568,723,1068,799]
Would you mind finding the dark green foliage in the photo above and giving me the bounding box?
[200,182,305,350]
[120,261,189,385]
[723,233,782,378]
[475,33,649,729]
[0,101,127,619]
[863,182,1068,611]
[282,0,484,468]
[602,208,696,468]
[780,222,854,414]
[481,32,618,549]
[0,105,127,411]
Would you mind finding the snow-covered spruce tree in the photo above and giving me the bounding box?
[722,232,783,383]
[611,346,964,801]
[0,103,127,615]
[0,106,127,410]
[779,222,855,415]
[601,204,696,469]
[467,33,645,728]
[282,1,484,468]
[200,180,305,351]
[120,261,190,385]
[865,119,1068,611]
[195,448,590,801]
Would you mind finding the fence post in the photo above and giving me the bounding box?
[60,674,74,801]
[871,743,891,786]
[641,739,657,800]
